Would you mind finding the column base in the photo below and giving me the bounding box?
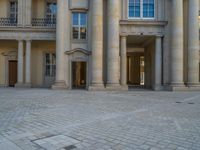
[15,83,31,88]
[187,83,200,91]
[88,84,105,91]
[153,85,163,91]
[170,83,187,91]
[51,81,68,90]
[106,83,128,91]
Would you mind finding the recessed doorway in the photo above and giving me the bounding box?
[127,53,145,87]
[9,60,17,87]
[72,61,87,89]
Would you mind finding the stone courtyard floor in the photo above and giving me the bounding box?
[0,88,200,150]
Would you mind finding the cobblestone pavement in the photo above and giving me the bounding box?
[0,88,200,150]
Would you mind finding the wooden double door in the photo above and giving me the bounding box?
[8,60,17,87]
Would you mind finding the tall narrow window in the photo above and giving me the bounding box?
[10,1,18,23]
[72,12,87,40]
[46,2,57,23]
[45,53,56,77]
[128,0,154,19]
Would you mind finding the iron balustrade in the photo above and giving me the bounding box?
[32,18,56,27]
[0,18,17,26]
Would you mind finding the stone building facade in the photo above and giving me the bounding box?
[0,0,199,91]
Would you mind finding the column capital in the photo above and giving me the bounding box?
[17,39,24,42]
[25,39,32,43]
[120,33,128,38]
[155,34,163,38]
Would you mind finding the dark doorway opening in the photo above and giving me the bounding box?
[72,62,86,89]
[127,53,145,87]
[9,60,17,87]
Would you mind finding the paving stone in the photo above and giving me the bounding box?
[0,88,200,149]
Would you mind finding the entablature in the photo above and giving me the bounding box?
[0,27,55,40]
[120,20,168,36]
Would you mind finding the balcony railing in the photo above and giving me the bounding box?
[32,18,56,27]
[0,18,17,26]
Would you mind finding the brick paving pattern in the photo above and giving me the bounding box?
[0,88,200,150]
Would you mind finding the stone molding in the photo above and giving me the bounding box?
[65,48,91,56]
[120,20,167,36]
[0,31,55,40]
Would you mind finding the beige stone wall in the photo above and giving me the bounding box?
[31,41,55,87]
[0,49,6,85]
[0,0,8,17]
[0,41,18,86]
[32,0,46,18]
[0,40,55,87]
[69,0,88,9]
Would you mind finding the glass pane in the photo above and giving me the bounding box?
[72,13,79,25]
[46,65,50,76]
[52,54,56,65]
[80,13,87,25]
[80,27,87,39]
[52,65,56,76]
[143,0,154,18]
[50,3,57,14]
[46,54,50,64]
[129,0,140,17]
[73,27,79,39]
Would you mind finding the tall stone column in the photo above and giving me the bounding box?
[170,0,185,90]
[25,40,31,87]
[106,0,121,90]
[17,0,23,26]
[25,0,32,26]
[120,35,128,88]
[89,0,104,90]
[187,0,200,88]
[15,40,24,87]
[52,0,68,89]
[154,36,162,91]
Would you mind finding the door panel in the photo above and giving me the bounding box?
[9,60,17,87]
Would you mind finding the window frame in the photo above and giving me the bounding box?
[45,53,56,77]
[71,12,88,40]
[128,0,155,20]
[46,2,57,20]
[9,0,18,22]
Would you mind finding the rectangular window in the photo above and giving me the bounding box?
[128,0,154,19]
[72,12,87,40]
[10,1,18,22]
[46,2,57,24]
[45,53,56,77]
